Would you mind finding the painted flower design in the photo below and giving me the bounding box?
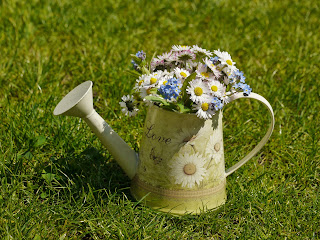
[205,130,223,165]
[170,125,209,149]
[169,152,207,188]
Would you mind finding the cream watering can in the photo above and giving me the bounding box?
[54,81,274,215]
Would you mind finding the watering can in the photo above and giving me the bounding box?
[54,81,274,215]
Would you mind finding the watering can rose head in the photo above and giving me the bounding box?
[120,45,252,119]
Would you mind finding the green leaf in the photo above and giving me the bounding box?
[141,66,150,75]
[24,151,33,160]
[40,192,48,199]
[144,95,170,106]
[149,51,157,72]
[34,135,46,147]
[181,72,196,101]
[59,233,67,240]
[33,234,41,240]
[177,102,192,113]
[148,88,158,94]
[41,170,56,183]
[125,69,141,78]
[130,54,142,64]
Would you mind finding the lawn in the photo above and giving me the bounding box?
[0,0,319,239]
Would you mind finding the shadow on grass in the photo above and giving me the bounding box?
[51,147,133,200]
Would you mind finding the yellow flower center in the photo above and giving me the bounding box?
[183,163,196,175]
[194,87,203,96]
[163,80,167,85]
[201,103,209,111]
[201,72,209,78]
[146,88,152,95]
[150,77,157,84]
[226,59,232,65]
[211,85,218,92]
[139,80,144,86]
[180,72,187,78]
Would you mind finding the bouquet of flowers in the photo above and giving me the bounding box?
[119,45,252,119]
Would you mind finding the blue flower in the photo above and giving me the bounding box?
[234,82,252,96]
[131,60,139,71]
[210,56,219,65]
[242,84,252,96]
[131,50,146,70]
[211,97,224,110]
[229,70,246,84]
[159,77,181,100]
[136,50,146,60]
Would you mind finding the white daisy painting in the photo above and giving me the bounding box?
[169,152,207,188]
[205,130,224,165]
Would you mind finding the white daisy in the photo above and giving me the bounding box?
[175,50,196,62]
[213,49,236,67]
[172,45,191,52]
[157,52,174,62]
[221,91,232,104]
[191,45,212,57]
[186,78,210,103]
[223,75,230,85]
[158,72,174,86]
[207,80,225,98]
[133,74,147,91]
[213,49,237,76]
[119,95,139,117]
[169,152,207,188]
[222,65,238,77]
[186,61,199,72]
[205,131,223,165]
[138,87,148,98]
[174,67,190,80]
[204,57,221,78]
[192,99,215,120]
[195,63,214,80]
[150,58,165,71]
[138,73,162,89]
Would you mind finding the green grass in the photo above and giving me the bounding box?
[0,0,319,239]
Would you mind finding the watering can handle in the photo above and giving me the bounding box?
[225,92,275,177]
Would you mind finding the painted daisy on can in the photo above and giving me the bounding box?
[119,45,252,119]
[206,130,224,165]
[169,152,207,188]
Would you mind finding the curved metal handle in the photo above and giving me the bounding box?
[225,92,275,177]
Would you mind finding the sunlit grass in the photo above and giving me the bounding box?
[0,0,319,239]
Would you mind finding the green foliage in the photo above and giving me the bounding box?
[0,0,319,239]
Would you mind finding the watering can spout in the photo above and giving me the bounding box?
[53,81,138,179]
